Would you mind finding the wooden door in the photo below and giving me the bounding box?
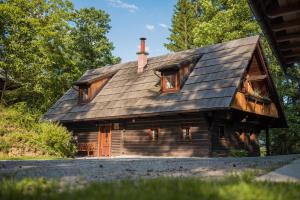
[98,126,111,157]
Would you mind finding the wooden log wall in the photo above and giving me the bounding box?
[120,116,210,157]
[65,122,99,156]
[111,129,122,156]
[210,118,261,157]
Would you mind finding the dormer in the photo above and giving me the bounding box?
[74,71,116,104]
[155,56,199,93]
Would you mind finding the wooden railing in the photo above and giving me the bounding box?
[232,92,279,118]
[77,142,97,156]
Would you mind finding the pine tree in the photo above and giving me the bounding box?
[164,0,197,52]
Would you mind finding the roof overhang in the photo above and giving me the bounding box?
[153,55,200,72]
[73,70,118,86]
[248,0,300,73]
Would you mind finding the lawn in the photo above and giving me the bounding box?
[0,173,299,200]
[0,155,65,160]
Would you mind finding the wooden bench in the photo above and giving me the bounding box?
[77,142,97,156]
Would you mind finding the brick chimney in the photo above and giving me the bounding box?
[137,37,148,73]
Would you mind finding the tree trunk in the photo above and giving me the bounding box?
[184,17,188,50]
[265,127,270,156]
[0,70,8,104]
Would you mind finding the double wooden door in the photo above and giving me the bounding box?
[98,126,111,157]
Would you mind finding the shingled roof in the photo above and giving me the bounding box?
[43,36,261,122]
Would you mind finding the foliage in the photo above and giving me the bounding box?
[228,148,248,157]
[0,176,300,200]
[193,0,260,46]
[0,103,76,157]
[72,8,121,71]
[164,0,198,51]
[0,0,119,112]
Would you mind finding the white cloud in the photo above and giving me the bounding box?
[107,0,138,13]
[145,24,155,31]
[158,23,168,29]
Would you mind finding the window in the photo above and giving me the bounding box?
[150,129,159,141]
[79,85,90,104]
[218,126,225,138]
[161,70,180,93]
[182,127,191,141]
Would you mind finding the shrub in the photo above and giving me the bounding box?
[0,103,76,158]
[35,122,77,157]
[0,137,10,153]
[228,148,248,157]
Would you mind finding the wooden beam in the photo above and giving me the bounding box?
[285,57,300,64]
[276,33,300,42]
[282,52,300,58]
[271,19,300,31]
[279,42,300,51]
[265,127,270,156]
[247,74,267,81]
[267,4,300,18]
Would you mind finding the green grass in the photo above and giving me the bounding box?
[0,155,66,160]
[0,174,299,200]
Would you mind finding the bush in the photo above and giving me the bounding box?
[0,137,10,153]
[0,103,76,158]
[228,148,248,157]
[36,122,76,157]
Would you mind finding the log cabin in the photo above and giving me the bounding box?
[43,36,287,157]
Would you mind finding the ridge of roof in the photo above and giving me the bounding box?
[79,35,260,83]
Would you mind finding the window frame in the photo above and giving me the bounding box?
[79,85,91,104]
[181,127,192,141]
[161,70,180,93]
[218,126,225,138]
[149,128,159,141]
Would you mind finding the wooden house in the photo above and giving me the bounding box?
[43,36,287,157]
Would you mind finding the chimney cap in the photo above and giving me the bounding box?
[140,37,146,40]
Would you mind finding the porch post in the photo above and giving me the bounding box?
[265,127,270,156]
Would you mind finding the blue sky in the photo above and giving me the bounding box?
[72,0,177,62]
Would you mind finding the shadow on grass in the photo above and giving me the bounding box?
[0,173,299,200]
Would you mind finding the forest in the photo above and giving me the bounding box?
[0,0,299,158]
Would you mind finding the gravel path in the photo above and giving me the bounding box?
[0,155,299,182]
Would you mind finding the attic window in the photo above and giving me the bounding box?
[161,70,180,93]
[74,70,117,105]
[155,56,199,93]
[79,85,90,104]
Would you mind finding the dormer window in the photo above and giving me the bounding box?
[155,56,200,94]
[79,85,90,104]
[74,70,118,105]
[161,70,180,93]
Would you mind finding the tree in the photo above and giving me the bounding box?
[164,0,198,52]
[0,0,119,112]
[72,8,120,71]
[193,0,260,46]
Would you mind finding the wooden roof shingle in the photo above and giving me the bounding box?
[43,36,260,122]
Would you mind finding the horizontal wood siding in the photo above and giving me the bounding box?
[210,118,260,157]
[111,130,122,156]
[121,117,210,157]
[75,132,98,143]
[64,114,211,157]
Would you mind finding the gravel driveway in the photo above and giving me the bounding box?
[0,155,299,182]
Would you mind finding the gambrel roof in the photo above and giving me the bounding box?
[43,36,285,125]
